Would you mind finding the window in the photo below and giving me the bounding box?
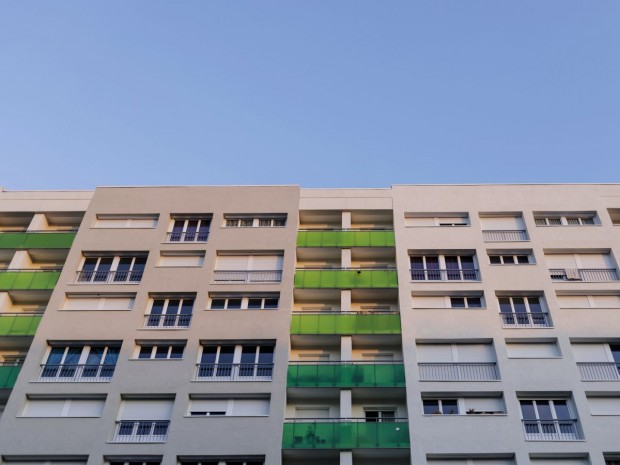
[364,408,396,422]
[416,343,499,381]
[167,216,211,242]
[556,293,620,309]
[587,395,620,415]
[62,293,135,311]
[3,459,88,465]
[534,212,597,226]
[608,208,620,225]
[422,395,505,415]
[209,293,279,310]
[427,457,515,465]
[114,399,173,443]
[498,296,551,327]
[77,254,147,284]
[545,251,617,282]
[489,253,532,265]
[94,214,159,229]
[572,342,620,380]
[157,252,205,267]
[404,213,469,227]
[213,253,283,284]
[530,457,589,465]
[519,398,581,440]
[412,294,484,309]
[196,344,275,381]
[423,399,459,414]
[137,343,185,360]
[108,459,161,465]
[479,214,528,242]
[410,253,478,281]
[188,397,270,417]
[145,296,194,329]
[505,339,560,358]
[40,344,120,381]
[22,397,105,417]
[179,458,264,465]
[224,215,286,228]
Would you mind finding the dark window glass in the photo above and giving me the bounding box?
[450,297,466,308]
[264,298,279,309]
[517,255,530,264]
[423,399,439,414]
[211,299,226,309]
[468,297,482,307]
[155,346,169,359]
[139,346,153,359]
[442,399,458,414]
[248,298,263,309]
[227,298,242,309]
[489,255,501,264]
[170,346,184,359]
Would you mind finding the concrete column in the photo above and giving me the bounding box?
[0,292,10,312]
[8,250,32,270]
[341,336,352,362]
[341,248,351,268]
[27,213,49,231]
[340,389,352,418]
[341,211,351,229]
[339,450,353,465]
[340,290,351,313]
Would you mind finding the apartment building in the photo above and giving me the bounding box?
[1,184,620,465]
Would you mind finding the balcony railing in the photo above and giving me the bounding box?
[500,312,552,328]
[165,231,209,243]
[287,362,405,388]
[297,229,395,248]
[0,312,43,336]
[113,420,170,443]
[410,268,480,282]
[522,419,582,441]
[291,311,402,335]
[0,231,76,249]
[482,230,529,242]
[0,269,61,290]
[194,363,274,381]
[0,363,22,389]
[282,418,410,449]
[577,362,620,381]
[212,270,282,284]
[418,362,500,381]
[75,270,143,284]
[549,268,619,282]
[143,313,192,329]
[294,269,398,288]
[37,363,115,382]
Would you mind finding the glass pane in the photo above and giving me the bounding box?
[139,346,153,359]
[210,299,226,309]
[489,255,501,264]
[423,400,439,414]
[498,298,513,313]
[451,297,465,308]
[517,255,530,264]
[528,297,542,313]
[170,346,184,359]
[442,399,458,414]
[553,400,570,419]
[227,298,242,309]
[247,298,263,309]
[155,346,169,359]
[264,298,279,309]
[468,297,482,307]
[520,400,536,419]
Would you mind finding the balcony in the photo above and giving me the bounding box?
[294,269,398,289]
[297,230,395,248]
[143,313,192,330]
[482,230,529,242]
[287,362,405,388]
[282,419,410,449]
[500,313,552,328]
[0,313,42,336]
[522,419,583,441]
[165,231,209,243]
[0,231,76,249]
[193,363,273,381]
[0,363,22,389]
[212,270,282,284]
[410,269,480,282]
[0,269,61,290]
[37,363,115,382]
[75,270,143,284]
[291,312,401,335]
[577,362,620,381]
[418,363,500,381]
[113,420,170,443]
[549,268,619,282]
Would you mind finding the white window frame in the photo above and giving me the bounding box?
[167,216,211,243]
[449,296,484,309]
[489,253,533,265]
[223,215,287,228]
[535,214,597,226]
[136,344,185,360]
[208,295,279,310]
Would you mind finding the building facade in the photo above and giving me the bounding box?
[1,184,620,465]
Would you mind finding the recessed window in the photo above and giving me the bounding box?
[22,397,106,417]
[450,296,482,308]
[224,215,287,228]
[489,254,532,265]
[209,294,279,310]
[412,293,485,309]
[94,214,159,229]
[534,212,598,226]
[423,399,459,415]
[167,216,211,243]
[137,343,185,360]
[405,213,469,227]
[188,397,270,416]
[62,293,135,311]
[145,296,194,329]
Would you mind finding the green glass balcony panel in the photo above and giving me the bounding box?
[287,363,405,387]
[0,232,76,249]
[291,313,401,335]
[297,230,395,248]
[294,269,398,289]
[0,314,42,336]
[282,420,410,449]
[0,271,61,290]
[0,364,22,389]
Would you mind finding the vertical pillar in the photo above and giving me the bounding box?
[341,211,351,229]
[8,251,32,270]
[341,249,351,268]
[340,451,353,465]
[341,336,352,362]
[340,290,351,313]
[27,213,49,231]
[340,389,352,418]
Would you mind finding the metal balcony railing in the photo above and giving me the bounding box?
[194,363,274,381]
[112,420,170,443]
[166,231,209,243]
[418,362,499,381]
[577,362,620,381]
[549,268,619,282]
[212,270,282,284]
[37,363,115,382]
[522,419,582,441]
[500,312,552,328]
[75,270,143,284]
[482,230,529,242]
[143,313,192,329]
[410,269,480,282]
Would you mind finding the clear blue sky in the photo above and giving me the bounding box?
[1,1,619,189]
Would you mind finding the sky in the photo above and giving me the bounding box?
[1,1,619,190]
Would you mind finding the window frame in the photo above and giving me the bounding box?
[136,343,185,360]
